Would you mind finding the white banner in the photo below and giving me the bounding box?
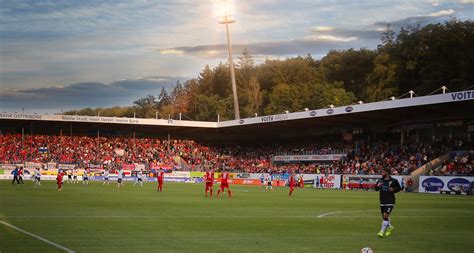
[273,154,345,162]
[58,164,76,170]
[419,176,473,193]
[312,174,341,189]
[0,164,20,170]
[24,162,42,169]
[165,171,191,178]
[47,162,57,169]
[0,113,216,128]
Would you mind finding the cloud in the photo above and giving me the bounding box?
[307,35,358,42]
[1,0,470,97]
[159,6,462,59]
[373,9,457,29]
[311,26,335,32]
[159,36,368,58]
[0,77,182,113]
[429,0,441,6]
[428,9,456,17]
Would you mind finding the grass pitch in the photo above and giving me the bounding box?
[0,180,473,253]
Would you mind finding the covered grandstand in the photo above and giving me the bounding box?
[1,89,473,143]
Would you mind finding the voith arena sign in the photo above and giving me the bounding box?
[451,90,474,101]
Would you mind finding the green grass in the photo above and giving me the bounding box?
[0,180,473,253]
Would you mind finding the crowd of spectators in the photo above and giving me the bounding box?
[0,134,472,175]
[431,151,474,176]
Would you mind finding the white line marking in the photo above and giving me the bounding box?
[0,221,75,253]
[2,210,473,220]
[317,210,375,218]
[316,209,474,218]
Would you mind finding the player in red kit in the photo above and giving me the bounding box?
[56,170,65,191]
[299,175,304,189]
[217,170,232,198]
[157,169,164,192]
[289,173,296,196]
[204,170,214,197]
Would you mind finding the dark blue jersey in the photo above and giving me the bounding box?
[375,176,401,205]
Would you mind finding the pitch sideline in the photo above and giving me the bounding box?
[316,209,474,218]
[0,220,75,253]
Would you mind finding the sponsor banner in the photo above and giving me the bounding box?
[47,162,57,169]
[218,90,474,128]
[311,175,342,189]
[341,175,407,190]
[260,114,289,123]
[0,113,216,128]
[135,164,146,170]
[189,172,238,179]
[150,166,173,174]
[123,164,135,170]
[212,178,285,186]
[150,165,173,170]
[58,164,76,170]
[195,178,262,185]
[164,177,193,183]
[273,154,346,162]
[230,179,262,185]
[0,175,61,180]
[164,171,191,178]
[0,164,19,170]
[419,176,473,193]
[24,162,42,170]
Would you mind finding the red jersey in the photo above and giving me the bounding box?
[57,172,64,182]
[289,176,296,187]
[299,177,304,185]
[157,171,164,182]
[18,169,23,176]
[221,172,229,183]
[205,171,214,183]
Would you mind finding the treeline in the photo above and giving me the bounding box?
[64,20,474,121]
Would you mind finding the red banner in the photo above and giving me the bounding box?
[122,164,135,170]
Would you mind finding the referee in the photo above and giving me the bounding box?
[375,168,401,238]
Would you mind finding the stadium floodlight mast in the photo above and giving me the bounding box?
[217,0,240,120]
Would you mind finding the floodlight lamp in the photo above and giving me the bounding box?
[217,0,235,24]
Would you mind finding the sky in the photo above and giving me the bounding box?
[0,0,473,113]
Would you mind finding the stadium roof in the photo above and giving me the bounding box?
[1,90,473,141]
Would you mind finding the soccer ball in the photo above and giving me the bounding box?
[361,247,374,253]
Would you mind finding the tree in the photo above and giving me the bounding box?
[308,82,357,109]
[198,65,214,95]
[264,83,300,115]
[381,23,395,46]
[365,52,399,102]
[238,48,254,69]
[318,49,376,101]
[242,76,263,117]
[171,81,190,115]
[158,87,171,108]
[133,95,158,118]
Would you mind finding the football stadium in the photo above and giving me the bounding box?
[1,1,474,253]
